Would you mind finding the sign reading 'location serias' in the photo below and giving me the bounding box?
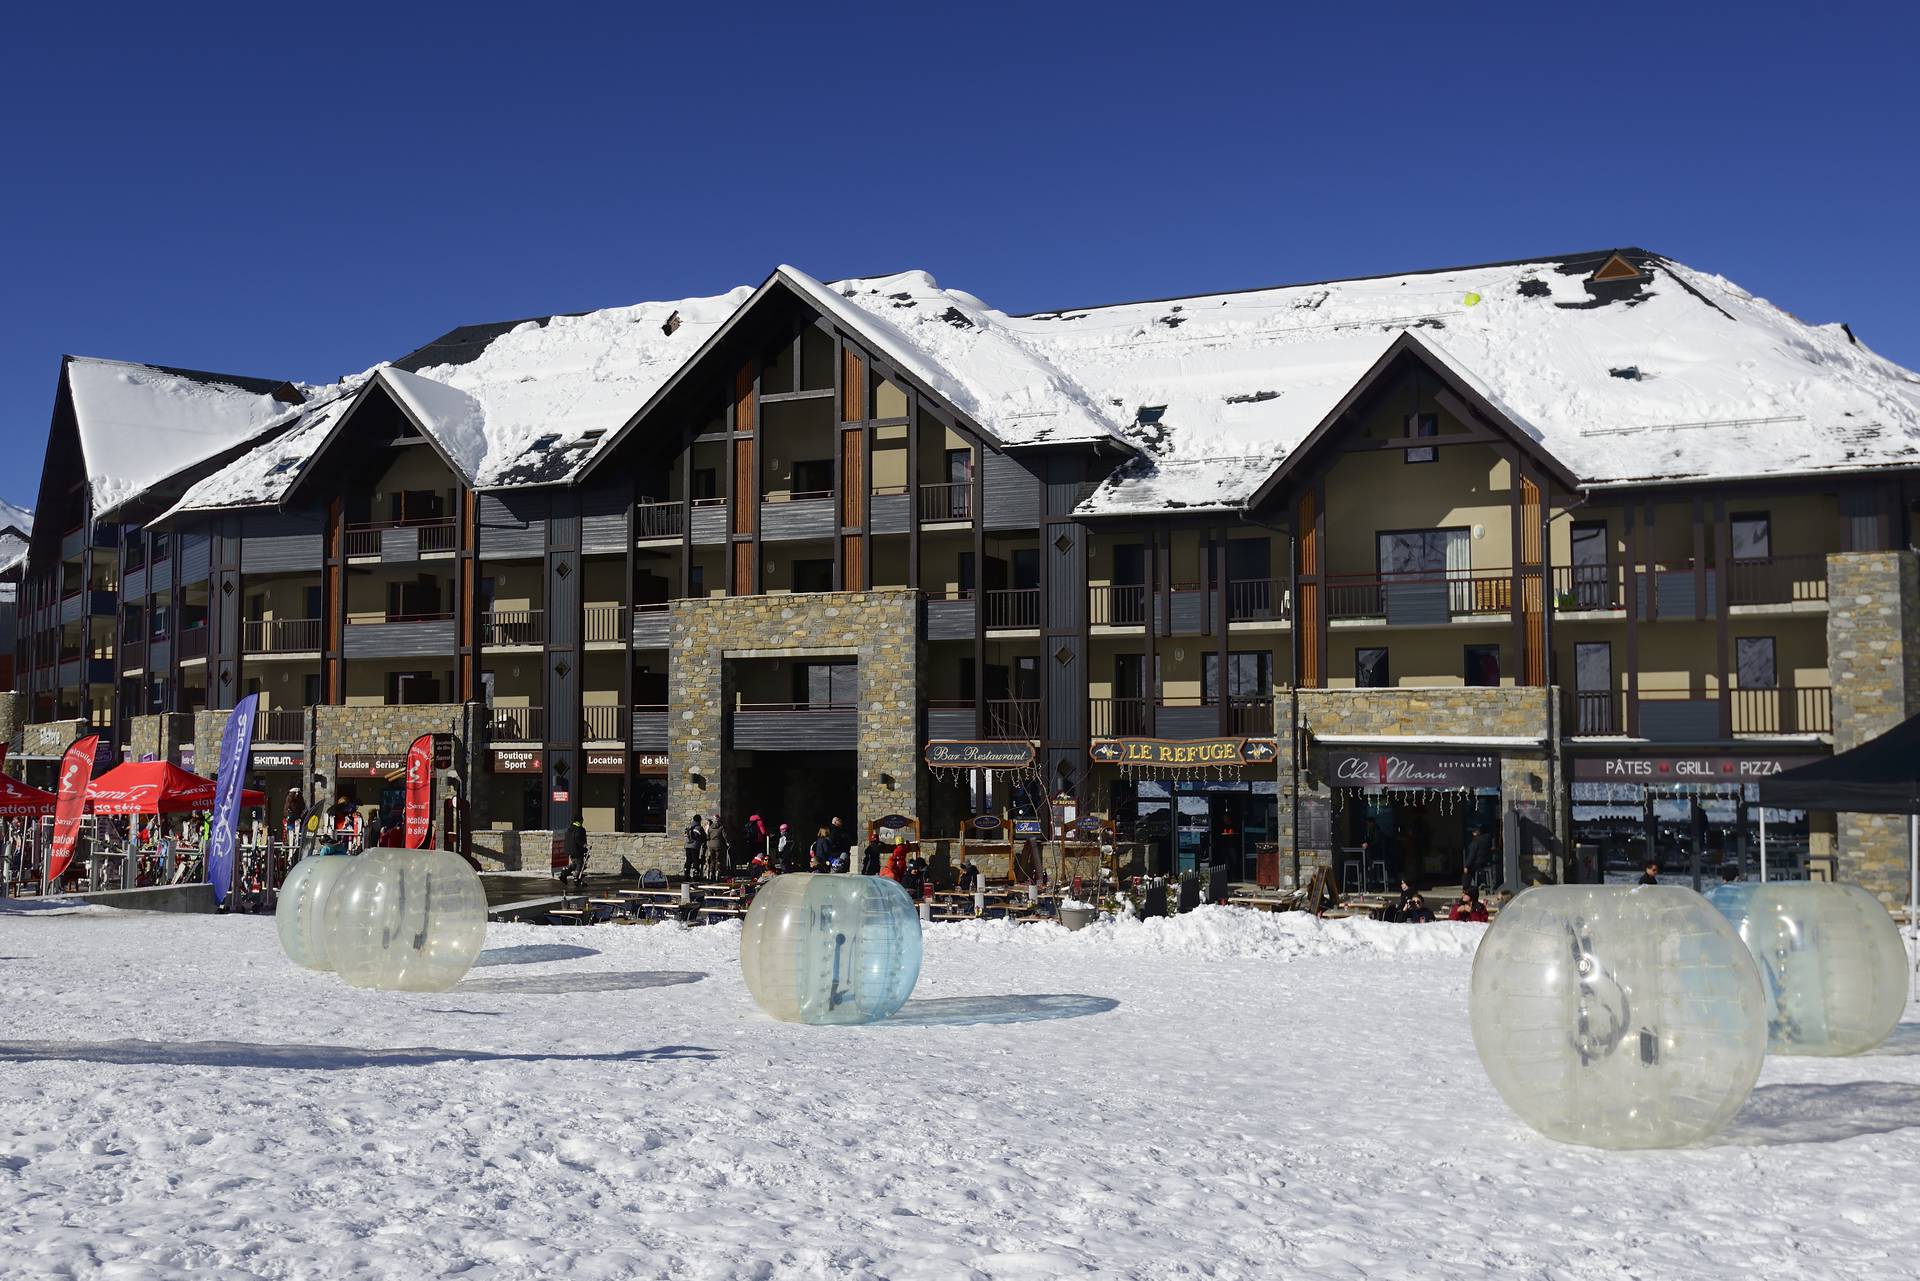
[1088,737,1278,768]
[1324,750,1500,790]
[924,740,1036,768]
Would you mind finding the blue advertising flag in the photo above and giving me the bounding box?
[208,694,260,905]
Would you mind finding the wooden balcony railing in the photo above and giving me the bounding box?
[1228,579,1289,623]
[633,501,683,539]
[1090,696,1150,738]
[1731,685,1833,735]
[583,605,625,644]
[1726,554,1829,607]
[481,609,544,646]
[1090,585,1147,626]
[984,699,1041,741]
[583,704,625,741]
[177,626,209,660]
[918,482,973,522]
[1568,690,1618,736]
[243,618,323,653]
[487,705,545,740]
[344,518,457,557]
[254,708,306,742]
[983,588,1040,629]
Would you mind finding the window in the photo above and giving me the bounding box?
[1203,651,1272,704]
[791,559,833,593]
[688,564,705,597]
[1013,654,1040,701]
[1573,642,1611,734]
[1355,647,1390,688]
[1736,637,1778,689]
[691,468,719,501]
[1404,412,1438,464]
[1011,548,1040,590]
[956,552,975,595]
[1464,644,1501,687]
[795,662,856,707]
[1731,513,1772,562]
[387,671,440,705]
[1569,521,1610,608]
[790,459,834,495]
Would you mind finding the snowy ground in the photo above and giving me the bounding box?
[1,902,1917,1281]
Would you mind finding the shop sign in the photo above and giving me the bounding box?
[634,752,669,776]
[585,749,627,775]
[925,740,1036,768]
[1326,749,1500,790]
[1570,753,1822,783]
[491,748,544,775]
[177,744,196,772]
[1012,817,1045,838]
[968,814,1003,834]
[876,813,913,830]
[1089,737,1270,768]
[250,749,304,770]
[552,789,570,803]
[336,753,406,779]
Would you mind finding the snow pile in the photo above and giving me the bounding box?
[932,903,1484,962]
[65,357,297,511]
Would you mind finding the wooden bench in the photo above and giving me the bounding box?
[547,908,588,924]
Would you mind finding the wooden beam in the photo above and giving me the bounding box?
[1715,498,1732,738]
[1509,446,1524,680]
[1624,503,1639,736]
[1336,426,1505,454]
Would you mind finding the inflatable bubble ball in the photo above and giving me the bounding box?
[324,848,489,992]
[1708,880,1907,1056]
[1470,885,1766,1149]
[740,873,922,1025]
[275,854,354,972]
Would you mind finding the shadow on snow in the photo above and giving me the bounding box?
[1717,1079,1920,1146]
[471,943,603,967]
[456,969,706,995]
[882,993,1119,1027]
[0,1039,719,1070]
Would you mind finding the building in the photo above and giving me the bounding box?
[12,248,1920,904]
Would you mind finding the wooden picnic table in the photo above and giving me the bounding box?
[547,908,588,924]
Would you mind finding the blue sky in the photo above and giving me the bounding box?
[2,3,1914,514]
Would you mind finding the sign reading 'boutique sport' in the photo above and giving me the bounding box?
[1089,737,1278,768]
[1325,749,1499,790]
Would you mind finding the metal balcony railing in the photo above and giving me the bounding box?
[983,588,1040,629]
[481,609,545,646]
[583,704,625,741]
[917,482,973,522]
[244,618,323,653]
[487,706,545,740]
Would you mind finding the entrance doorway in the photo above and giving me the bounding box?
[729,749,856,863]
[1334,789,1498,891]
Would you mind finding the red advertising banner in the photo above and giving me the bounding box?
[49,735,100,882]
[403,733,434,849]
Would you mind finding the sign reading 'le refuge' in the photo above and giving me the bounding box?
[1089,737,1278,768]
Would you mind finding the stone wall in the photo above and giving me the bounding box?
[124,712,195,765]
[668,590,922,838]
[306,702,478,802]
[471,828,680,878]
[1826,550,1919,904]
[0,692,28,756]
[1276,685,1564,887]
[23,718,87,758]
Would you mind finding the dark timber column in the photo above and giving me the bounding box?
[1624,504,1640,736]
[1294,489,1321,688]
[1508,447,1525,677]
[1039,451,1091,803]
[622,479,637,830]
[212,516,242,710]
[1145,525,1159,736]
[839,345,867,590]
[1519,468,1545,686]
[730,362,756,597]
[457,489,479,703]
[1213,528,1230,733]
[323,497,345,704]
[546,492,582,833]
[969,432,987,741]
[1714,498,1732,737]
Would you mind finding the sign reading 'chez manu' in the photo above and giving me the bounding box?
[925,740,1036,768]
[1089,737,1278,767]
[1326,749,1500,790]
[1570,753,1822,783]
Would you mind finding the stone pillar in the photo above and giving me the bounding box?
[1826,550,1920,905]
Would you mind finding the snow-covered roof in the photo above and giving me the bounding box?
[814,252,1920,514]
[777,267,1130,450]
[159,393,359,518]
[63,357,297,512]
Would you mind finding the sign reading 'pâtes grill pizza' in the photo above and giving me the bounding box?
[1570,753,1821,782]
[1089,737,1277,767]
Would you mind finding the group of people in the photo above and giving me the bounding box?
[1378,881,1491,924]
[283,787,404,856]
[682,812,863,880]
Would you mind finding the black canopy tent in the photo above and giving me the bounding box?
[1760,712,1919,997]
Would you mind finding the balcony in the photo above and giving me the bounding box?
[1572,685,1836,741]
[1090,585,1147,627]
[633,501,683,540]
[926,700,976,740]
[254,708,306,743]
[984,699,1040,741]
[1326,567,1522,625]
[1726,554,1828,608]
[177,626,209,661]
[631,603,671,648]
[923,593,976,641]
[759,493,835,541]
[1731,685,1833,736]
[344,518,458,559]
[730,702,856,750]
[983,588,1040,630]
[918,482,973,523]
[481,609,544,647]
[1091,697,1274,739]
[488,705,545,741]
[120,638,147,673]
[1568,690,1619,736]
[342,613,456,659]
[1552,565,1622,612]
[583,704,625,741]
[630,704,668,751]
[244,618,323,654]
[583,605,626,645]
[1227,579,1289,624]
[689,499,728,543]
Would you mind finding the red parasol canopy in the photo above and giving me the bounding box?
[0,771,59,817]
[85,761,267,815]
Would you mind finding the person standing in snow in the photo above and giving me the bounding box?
[861,834,884,877]
[771,822,796,872]
[829,815,851,862]
[1462,822,1494,892]
[809,826,834,872]
[705,814,729,879]
[682,814,707,881]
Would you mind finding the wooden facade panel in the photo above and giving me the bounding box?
[1295,489,1321,688]
[841,429,865,528]
[1520,474,1546,686]
[842,348,864,422]
[178,533,212,583]
[732,541,754,596]
[841,534,865,589]
[340,620,456,659]
[761,498,837,541]
[477,492,546,558]
[732,708,857,750]
[732,439,754,536]
[982,450,1040,529]
[239,534,323,573]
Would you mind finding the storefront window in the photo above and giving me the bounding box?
[1355,647,1389,688]
[1735,637,1777,689]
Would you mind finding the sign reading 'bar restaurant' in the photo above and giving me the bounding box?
[1089,737,1278,768]
[925,741,1036,768]
[1325,749,1500,790]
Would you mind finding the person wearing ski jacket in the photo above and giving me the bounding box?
[861,836,884,876]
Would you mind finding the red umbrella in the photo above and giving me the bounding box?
[0,772,58,817]
[85,761,267,815]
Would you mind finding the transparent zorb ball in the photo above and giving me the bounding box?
[1469,885,1766,1148]
[324,848,489,992]
[1708,880,1907,1056]
[740,874,921,1024]
[275,854,353,972]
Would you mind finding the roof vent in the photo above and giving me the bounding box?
[1589,253,1647,284]
[661,311,682,337]
[1137,405,1167,425]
